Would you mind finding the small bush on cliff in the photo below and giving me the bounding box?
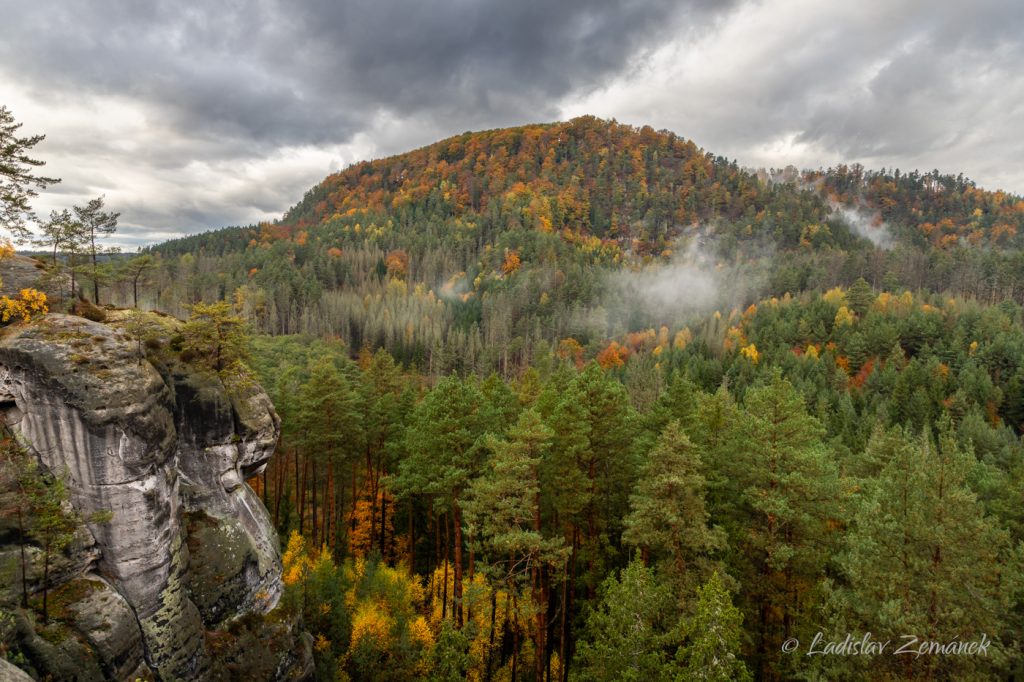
[0,439,79,623]
[0,287,48,324]
[69,298,105,322]
[180,300,250,377]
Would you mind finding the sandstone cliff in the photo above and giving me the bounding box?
[0,310,311,681]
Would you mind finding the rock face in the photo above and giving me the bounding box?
[0,254,67,302]
[0,312,305,680]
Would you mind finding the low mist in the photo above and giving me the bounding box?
[832,203,892,249]
[601,238,764,333]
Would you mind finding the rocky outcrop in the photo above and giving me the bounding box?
[0,311,307,681]
[0,254,67,302]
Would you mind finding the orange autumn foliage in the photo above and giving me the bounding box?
[385,249,409,278]
[501,249,521,275]
[850,357,876,388]
[596,341,629,369]
[348,485,396,559]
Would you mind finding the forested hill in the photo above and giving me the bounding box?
[143,116,1024,370]
[98,119,1024,681]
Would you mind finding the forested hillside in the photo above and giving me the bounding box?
[17,116,1024,680]
[138,117,1024,375]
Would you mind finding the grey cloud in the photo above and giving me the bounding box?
[0,0,721,153]
[0,0,732,237]
[3,0,1021,244]
[607,0,1024,193]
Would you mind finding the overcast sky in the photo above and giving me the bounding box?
[2,0,1021,247]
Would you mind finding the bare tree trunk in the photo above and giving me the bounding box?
[443,513,450,620]
[17,506,28,608]
[311,459,318,547]
[453,501,464,628]
[485,589,497,682]
[298,455,308,536]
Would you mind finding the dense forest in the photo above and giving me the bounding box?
[7,115,1024,680]
[129,116,1024,375]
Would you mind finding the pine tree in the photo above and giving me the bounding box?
[358,348,407,560]
[730,374,840,679]
[829,423,1020,680]
[677,571,751,682]
[119,254,155,308]
[0,106,59,242]
[297,356,362,550]
[690,387,743,529]
[180,300,250,377]
[392,376,490,627]
[622,420,724,598]
[19,460,81,624]
[573,559,680,682]
[845,277,874,317]
[463,408,565,679]
[72,196,120,304]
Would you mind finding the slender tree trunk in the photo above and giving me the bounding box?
[379,485,388,559]
[485,589,498,682]
[562,526,578,682]
[274,452,284,526]
[367,450,377,551]
[511,590,520,682]
[443,513,450,620]
[467,546,474,625]
[17,506,27,608]
[351,468,358,536]
[91,245,99,304]
[334,465,345,553]
[407,499,414,569]
[453,501,464,628]
[324,460,332,551]
[293,447,300,531]
[533,483,546,681]
[311,459,318,547]
[298,455,308,535]
[559,563,568,682]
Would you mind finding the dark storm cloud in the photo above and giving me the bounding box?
[0,0,721,153]
[2,0,1021,242]
[0,0,734,238]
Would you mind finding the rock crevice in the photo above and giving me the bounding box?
[0,312,298,681]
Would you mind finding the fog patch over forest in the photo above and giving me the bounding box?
[605,238,766,330]
[831,202,893,249]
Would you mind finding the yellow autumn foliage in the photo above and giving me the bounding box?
[673,327,693,350]
[408,616,434,649]
[834,306,855,327]
[822,287,845,305]
[0,288,48,324]
[740,343,760,363]
[281,531,312,587]
[350,601,394,650]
